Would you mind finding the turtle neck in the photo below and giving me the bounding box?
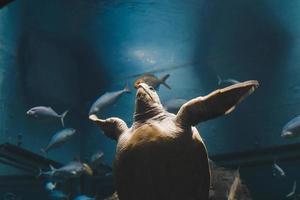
[134,102,165,123]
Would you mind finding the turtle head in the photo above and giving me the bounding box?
[135,83,163,120]
[136,83,161,104]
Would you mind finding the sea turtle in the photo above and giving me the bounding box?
[89,80,259,200]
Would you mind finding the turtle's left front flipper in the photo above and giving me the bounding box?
[89,114,128,141]
[176,80,259,127]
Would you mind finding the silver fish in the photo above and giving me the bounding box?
[26,106,68,127]
[39,161,93,181]
[163,98,187,114]
[45,181,56,191]
[286,181,297,198]
[49,190,69,200]
[41,128,76,154]
[90,151,104,167]
[89,84,131,115]
[134,73,171,90]
[73,195,96,200]
[282,115,300,138]
[272,161,286,177]
[217,75,240,86]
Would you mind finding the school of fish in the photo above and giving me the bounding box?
[17,72,300,199]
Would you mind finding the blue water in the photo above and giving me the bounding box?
[0,0,300,199]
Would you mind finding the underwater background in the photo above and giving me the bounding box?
[0,0,300,199]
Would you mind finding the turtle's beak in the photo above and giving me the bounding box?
[136,82,146,89]
[136,83,153,101]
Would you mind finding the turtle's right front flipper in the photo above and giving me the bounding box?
[89,114,128,141]
[176,80,259,127]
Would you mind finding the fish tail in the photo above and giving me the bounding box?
[160,74,171,89]
[60,110,69,127]
[36,168,43,178]
[217,75,222,85]
[123,83,131,93]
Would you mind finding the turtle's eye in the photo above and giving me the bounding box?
[149,86,155,91]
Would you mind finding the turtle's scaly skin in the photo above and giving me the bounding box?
[90,81,259,200]
[115,113,209,200]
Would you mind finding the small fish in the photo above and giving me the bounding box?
[41,128,76,154]
[227,168,241,200]
[217,75,240,86]
[286,181,297,198]
[26,106,68,127]
[89,84,131,115]
[282,115,300,139]
[90,151,104,167]
[134,73,171,90]
[45,181,56,191]
[272,161,286,177]
[163,98,187,114]
[39,161,93,181]
[73,195,96,200]
[49,190,69,200]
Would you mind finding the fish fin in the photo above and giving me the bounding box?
[40,148,48,158]
[286,181,297,198]
[49,164,56,171]
[286,192,294,198]
[160,74,171,89]
[273,160,279,169]
[60,110,69,127]
[293,181,297,193]
[36,168,42,178]
[217,75,222,85]
[123,83,131,93]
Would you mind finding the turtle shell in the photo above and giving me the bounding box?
[113,115,210,200]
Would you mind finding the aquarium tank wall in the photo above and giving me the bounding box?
[0,0,300,199]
